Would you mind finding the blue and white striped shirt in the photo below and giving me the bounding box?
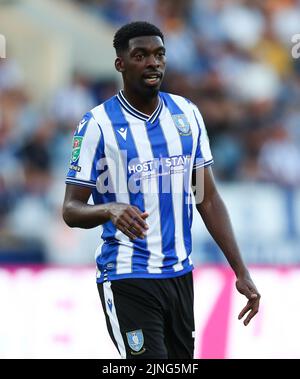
[66,91,213,283]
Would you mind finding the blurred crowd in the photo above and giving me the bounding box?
[1,0,300,263]
[79,0,300,183]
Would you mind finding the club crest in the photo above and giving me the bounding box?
[172,114,191,136]
[126,329,144,352]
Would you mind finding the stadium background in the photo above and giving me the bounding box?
[0,0,299,358]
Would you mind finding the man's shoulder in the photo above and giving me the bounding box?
[84,95,117,126]
[89,94,118,121]
[160,91,197,111]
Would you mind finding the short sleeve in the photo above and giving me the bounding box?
[192,106,213,170]
[66,112,104,188]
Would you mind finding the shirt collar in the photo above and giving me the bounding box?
[116,90,163,123]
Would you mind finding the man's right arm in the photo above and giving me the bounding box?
[62,184,149,239]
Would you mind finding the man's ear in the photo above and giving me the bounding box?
[115,57,125,72]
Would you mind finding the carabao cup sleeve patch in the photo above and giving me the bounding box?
[71,136,83,163]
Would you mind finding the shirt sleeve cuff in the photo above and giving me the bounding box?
[65,178,97,188]
[193,159,214,170]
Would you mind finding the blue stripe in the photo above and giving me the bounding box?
[145,117,177,273]
[104,97,150,274]
[93,186,118,283]
[67,112,93,179]
[160,93,194,266]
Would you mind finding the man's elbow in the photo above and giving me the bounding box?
[62,203,76,228]
[196,192,219,214]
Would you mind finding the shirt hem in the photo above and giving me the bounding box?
[96,265,194,284]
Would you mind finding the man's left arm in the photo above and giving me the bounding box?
[192,166,261,326]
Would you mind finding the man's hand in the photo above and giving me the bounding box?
[235,273,261,326]
[109,203,149,240]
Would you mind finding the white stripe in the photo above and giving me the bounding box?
[92,106,133,275]
[126,116,163,274]
[103,281,126,358]
[192,106,213,163]
[161,107,187,272]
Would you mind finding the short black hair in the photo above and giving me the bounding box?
[113,21,164,55]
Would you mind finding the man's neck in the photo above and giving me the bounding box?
[122,89,159,116]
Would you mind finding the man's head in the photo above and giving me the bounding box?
[113,22,166,97]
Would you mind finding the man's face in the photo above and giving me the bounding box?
[116,35,166,96]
